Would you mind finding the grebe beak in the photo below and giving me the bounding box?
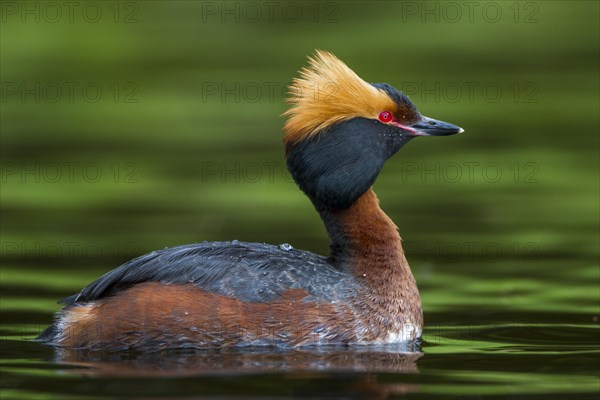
[410,116,464,136]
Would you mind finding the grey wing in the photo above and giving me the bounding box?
[63,241,353,305]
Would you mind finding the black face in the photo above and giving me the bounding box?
[286,117,415,210]
[286,84,463,211]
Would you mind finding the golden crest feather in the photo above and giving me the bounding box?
[283,50,396,143]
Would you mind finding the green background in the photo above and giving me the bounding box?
[1,1,598,398]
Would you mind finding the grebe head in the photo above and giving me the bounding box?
[284,50,463,210]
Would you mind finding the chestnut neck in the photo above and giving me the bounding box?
[317,189,422,320]
[318,189,403,264]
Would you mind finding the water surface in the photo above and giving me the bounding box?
[1,1,598,398]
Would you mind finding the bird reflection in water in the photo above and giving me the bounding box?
[48,344,422,397]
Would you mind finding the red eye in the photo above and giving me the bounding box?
[378,111,393,123]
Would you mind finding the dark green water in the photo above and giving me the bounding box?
[1,1,599,399]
